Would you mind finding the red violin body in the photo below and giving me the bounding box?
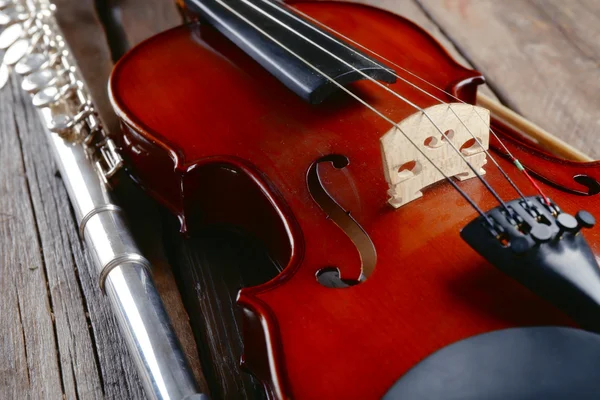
[109,2,600,398]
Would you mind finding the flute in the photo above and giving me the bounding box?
[0,1,208,399]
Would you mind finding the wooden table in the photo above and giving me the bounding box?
[1,1,598,399]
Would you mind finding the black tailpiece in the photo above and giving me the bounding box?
[461,196,600,330]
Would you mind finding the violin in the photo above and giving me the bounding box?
[109,1,600,398]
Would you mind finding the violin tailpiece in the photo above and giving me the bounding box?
[380,104,490,208]
[461,197,600,331]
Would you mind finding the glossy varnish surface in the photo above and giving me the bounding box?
[110,2,600,398]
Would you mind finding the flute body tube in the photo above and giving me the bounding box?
[46,122,205,400]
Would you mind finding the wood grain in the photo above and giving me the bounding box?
[163,228,275,400]
[416,0,600,158]
[116,0,184,53]
[350,0,498,98]
[0,76,64,400]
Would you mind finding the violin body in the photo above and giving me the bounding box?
[109,2,600,398]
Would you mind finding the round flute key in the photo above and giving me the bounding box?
[32,85,62,108]
[47,113,73,135]
[3,38,29,66]
[21,68,56,92]
[0,10,11,25]
[0,0,11,9]
[6,9,28,23]
[0,63,9,90]
[531,225,552,243]
[0,23,24,50]
[0,8,28,26]
[15,52,46,75]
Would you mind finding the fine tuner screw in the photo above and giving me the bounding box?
[556,213,578,234]
[556,210,595,237]
[576,210,596,229]
[531,225,553,243]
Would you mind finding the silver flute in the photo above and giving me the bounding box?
[0,1,208,399]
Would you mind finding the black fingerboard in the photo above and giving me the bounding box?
[185,0,396,104]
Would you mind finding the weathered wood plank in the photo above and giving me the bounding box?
[117,0,184,53]
[163,227,276,400]
[0,76,64,400]
[54,0,120,136]
[416,0,600,158]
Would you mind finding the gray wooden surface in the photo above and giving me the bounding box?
[0,1,598,399]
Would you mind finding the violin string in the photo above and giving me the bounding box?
[262,0,527,203]
[282,1,551,205]
[210,0,494,224]
[241,0,513,215]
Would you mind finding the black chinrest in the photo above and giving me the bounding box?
[383,327,600,400]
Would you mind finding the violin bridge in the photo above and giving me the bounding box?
[380,103,490,208]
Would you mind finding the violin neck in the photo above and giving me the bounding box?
[183,0,396,104]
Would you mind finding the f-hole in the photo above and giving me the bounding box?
[574,175,600,195]
[307,155,377,288]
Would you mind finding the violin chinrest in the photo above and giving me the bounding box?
[384,327,600,400]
